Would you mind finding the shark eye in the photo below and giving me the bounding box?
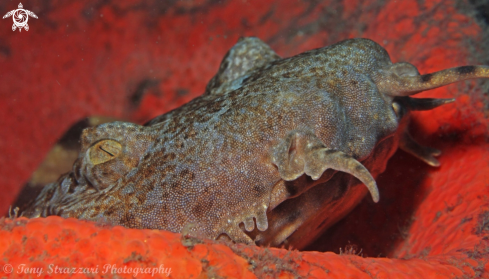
[89,140,122,165]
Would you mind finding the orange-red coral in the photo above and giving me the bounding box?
[1,0,489,278]
[0,216,486,278]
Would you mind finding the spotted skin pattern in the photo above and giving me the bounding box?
[23,38,489,249]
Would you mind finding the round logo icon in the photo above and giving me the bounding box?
[3,264,13,273]
[13,9,28,26]
[2,3,38,32]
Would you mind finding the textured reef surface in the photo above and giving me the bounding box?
[1,0,489,278]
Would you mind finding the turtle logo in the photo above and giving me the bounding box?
[3,3,38,32]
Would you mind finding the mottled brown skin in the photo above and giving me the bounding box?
[23,37,489,249]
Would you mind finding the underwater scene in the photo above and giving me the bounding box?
[1,0,489,278]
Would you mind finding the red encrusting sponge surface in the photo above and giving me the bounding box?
[1,0,489,278]
[0,216,486,278]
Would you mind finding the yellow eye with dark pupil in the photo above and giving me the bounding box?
[89,140,122,165]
